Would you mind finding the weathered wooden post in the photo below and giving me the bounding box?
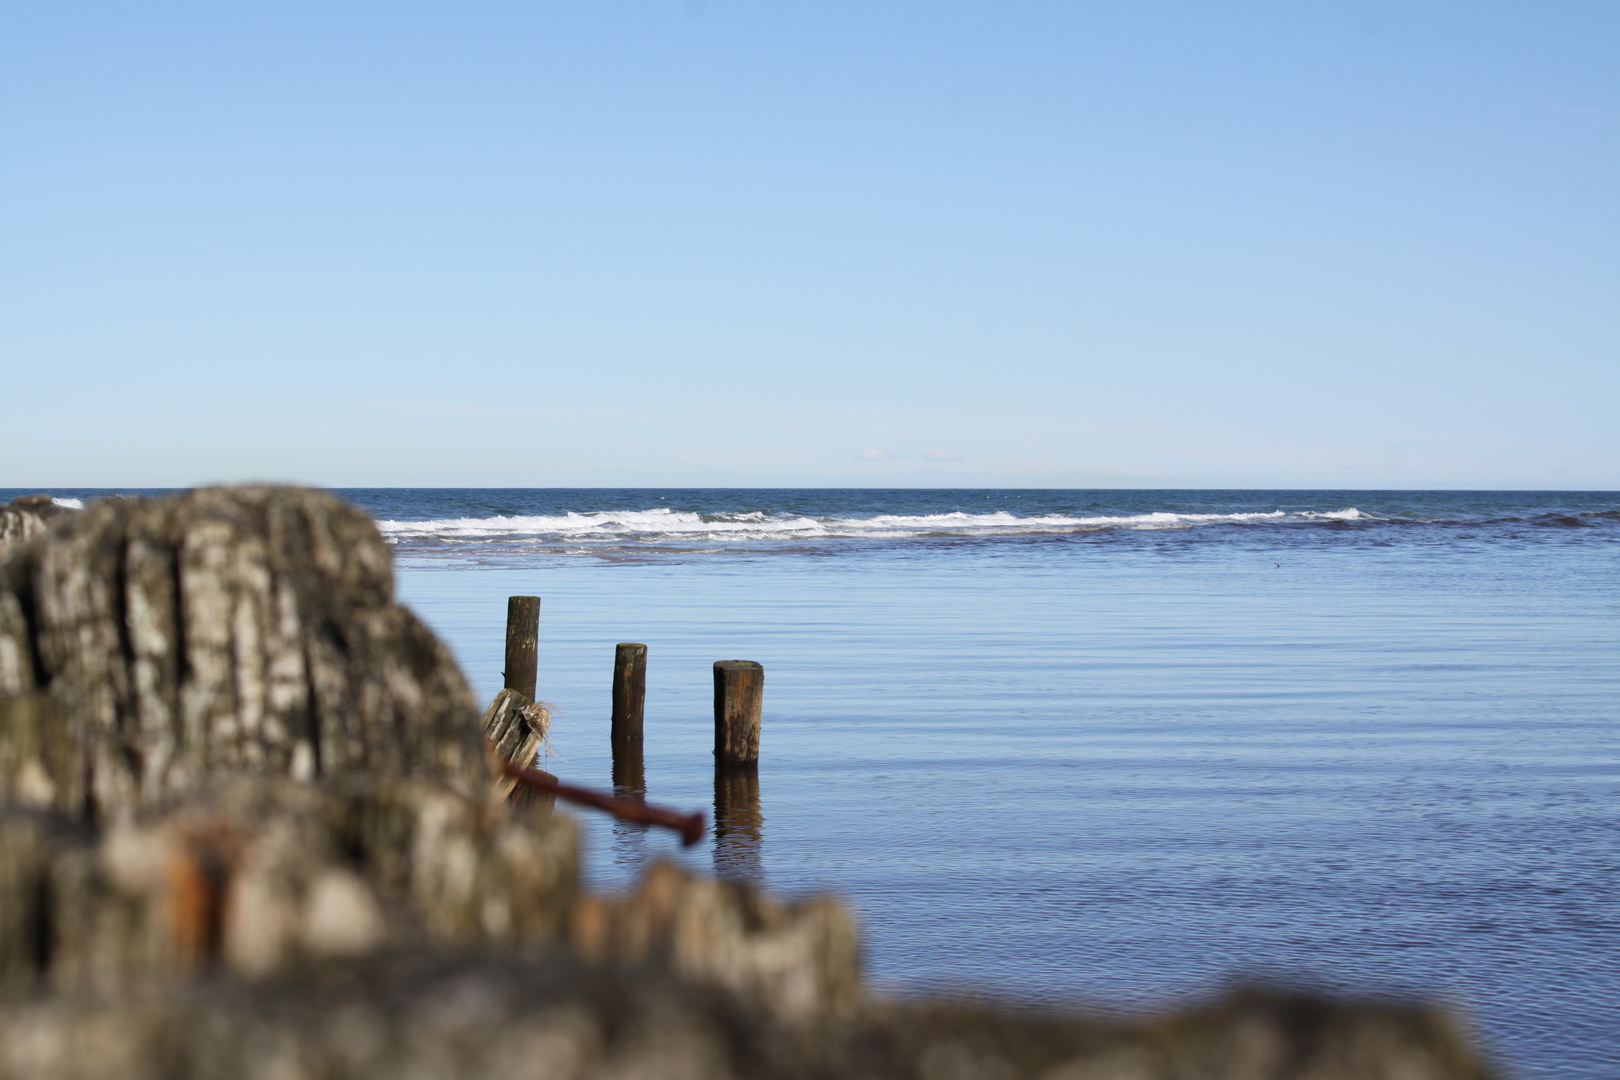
[611,644,648,840]
[503,596,541,701]
[713,659,763,881]
[713,660,763,766]
[611,643,647,744]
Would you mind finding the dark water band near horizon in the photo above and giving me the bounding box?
[9,488,1618,1080]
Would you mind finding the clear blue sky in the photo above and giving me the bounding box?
[3,2,1616,488]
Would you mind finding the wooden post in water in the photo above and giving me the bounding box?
[503,596,541,701]
[611,643,647,744]
[713,660,763,766]
[611,643,649,853]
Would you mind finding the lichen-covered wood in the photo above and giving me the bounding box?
[0,486,485,817]
[0,809,80,986]
[0,778,579,992]
[0,495,70,553]
[571,859,860,1023]
[0,694,77,813]
[0,785,870,1023]
[0,956,1494,1080]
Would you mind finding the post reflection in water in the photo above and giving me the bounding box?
[713,764,764,884]
[609,741,647,872]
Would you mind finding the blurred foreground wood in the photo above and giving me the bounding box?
[0,494,69,551]
[0,486,486,816]
[0,955,1493,1080]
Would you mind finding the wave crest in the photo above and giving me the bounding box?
[375,506,1373,546]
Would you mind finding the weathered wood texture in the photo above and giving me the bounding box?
[481,688,550,771]
[0,694,76,811]
[0,957,1494,1080]
[480,687,554,809]
[610,642,647,743]
[0,778,579,993]
[503,595,540,700]
[572,859,858,1021]
[0,792,849,1017]
[0,496,70,553]
[0,486,485,817]
[713,660,763,766]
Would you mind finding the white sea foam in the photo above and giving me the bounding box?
[374,506,1359,546]
[51,497,84,509]
[377,508,827,541]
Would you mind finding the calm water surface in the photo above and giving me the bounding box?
[21,488,1617,1078]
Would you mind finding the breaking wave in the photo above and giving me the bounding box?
[376,506,1383,547]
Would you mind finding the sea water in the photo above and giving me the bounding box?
[14,488,1619,1078]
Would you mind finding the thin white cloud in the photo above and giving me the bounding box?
[857,447,891,460]
[923,449,960,462]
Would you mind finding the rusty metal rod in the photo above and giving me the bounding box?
[499,759,706,847]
